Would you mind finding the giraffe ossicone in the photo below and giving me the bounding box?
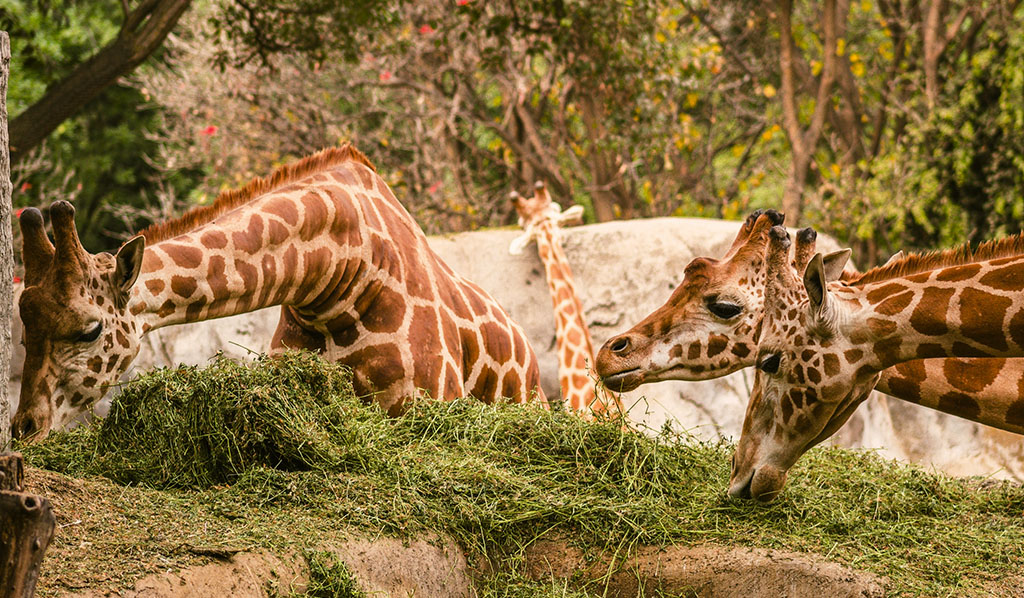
[730,225,1024,501]
[13,145,546,441]
[509,182,622,416]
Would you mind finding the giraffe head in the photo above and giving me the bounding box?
[508,182,584,255]
[728,225,869,501]
[12,202,146,442]
[595,210,794,391]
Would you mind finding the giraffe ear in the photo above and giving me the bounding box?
[509,230,534,255]
[882,250,905,266]
[803,253,830,319]
[555,204,584,227]
[821,248,852,282]
[113,235,146,296]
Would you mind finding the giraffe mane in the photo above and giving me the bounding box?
[848,232,1024,286]
[139,145,376,244]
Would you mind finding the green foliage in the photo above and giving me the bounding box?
[1,0,203,251]
[22,351,1024,596]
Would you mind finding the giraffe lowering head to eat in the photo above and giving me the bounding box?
[508,182,623,416]
[13,145,545,441]
[730,226,1024,501]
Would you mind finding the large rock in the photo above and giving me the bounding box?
[9,217,1023,480]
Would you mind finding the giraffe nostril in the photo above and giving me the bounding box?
[610,337,631,353]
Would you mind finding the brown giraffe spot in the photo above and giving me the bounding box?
[87,356,103,373]
[687,342,701,360]
[566,327,583,346]
[501,370,521,400]
[936,263,981,282]
[731,343,751,358]
[200,230,228,249]
[800,349,814,362]
[867,318,897,336]
[482,321,513,364]
[669,344,683,359]
[346,343,405,398]
[207,255,229,302]
[157,299,176,319]
[884,375,922,403]
[1006,396,1024,429]
[843,349,863,363]
[905,272,932,284]
[990,255,1022,266]
[119,355,133,371]
[170,275,198,299]
[1011,308,1024,351]
[822,353,840,377]
[70,392,86,407]
[865,282,908,304]
[909,287,955,336]
[235,260,259,294]
[461,329,480,372]
[465,287,488,317]
[873,337,902,365]
[807,367,821,384]
[105,354,119,373]
[266,219,290,246]
[444,363,462,399]
[256,254,278,307]
[145,279,165,295]
[791,363,805,385]
[357,286,404,334]
[875,290,914,315]
[937,392,982,420]
[265,196,300,226]
[706,335,729,358]
[781,394,794,422]
[299,193,330,241]
[512,328,526,362]
[163,244,203,269]
[96,295,105,306]
[979,262,1024,291]
[958,288,1011,351]
[185,295,209,322]
[82,376,97,388]
[470,365,499,402]
[115,329,130,349]
[915,343,947,358]
[943,358,1002,393]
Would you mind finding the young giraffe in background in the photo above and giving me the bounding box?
[509,182,623,416]
[13,146,545,441]
[731,226,1024,501]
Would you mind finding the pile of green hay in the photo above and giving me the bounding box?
[23,351,1024,597]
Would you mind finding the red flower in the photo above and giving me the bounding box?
[379,70,393,82]
[428,181,441,194]
[418,24,435,35]
[19,182,31,193]
[15,208,24,218]
[201,125,218,136]
[13,276,21,284]
[457,0,470,5]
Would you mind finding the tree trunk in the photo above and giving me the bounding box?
[0,452,56,598]
[0,32,12,450]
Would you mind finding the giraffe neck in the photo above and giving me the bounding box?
[850,255,1024,370]
[876,358,1024,435]
[533,220,613,413]
[129,186,366,334]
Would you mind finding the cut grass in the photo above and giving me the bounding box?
[21,351,1024,597]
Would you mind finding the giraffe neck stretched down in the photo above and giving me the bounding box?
[13,146,545,440]
[509,183,622,416]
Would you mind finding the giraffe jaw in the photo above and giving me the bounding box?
[600,368,644,393]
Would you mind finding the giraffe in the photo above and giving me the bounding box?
[592,210,1024,498]
[12,145,546,441]
[508,182,623,416]
[730,225,1024,501]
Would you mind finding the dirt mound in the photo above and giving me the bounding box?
[61,538,473,598]
[524,539,887,598]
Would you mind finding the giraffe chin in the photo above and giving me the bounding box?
[728,465,787,502]
[600,369,645,393]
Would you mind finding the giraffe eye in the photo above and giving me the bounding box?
[78,322,102,343]
[757,352,781,374]
[707,300,743,320]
